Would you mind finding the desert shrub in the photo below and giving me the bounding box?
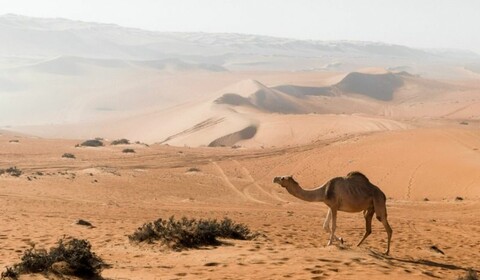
[1,238,105,279]
[9,140,19,143]
[111,138,130,145]
[186,167,201,172]
[7,167,22,177]
[62,153,76,159]
[0,167,22,177]
[122,148,135,153]
[129,216,258,250]
[458,269,478,280]
[134,141,150,147]
[460,121,469,125]
[78,139,103,147]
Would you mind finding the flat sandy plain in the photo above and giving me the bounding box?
[1,124,479,279]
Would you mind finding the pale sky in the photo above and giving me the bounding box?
[1,0,480,53]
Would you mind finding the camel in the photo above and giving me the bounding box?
[273,171,392,255]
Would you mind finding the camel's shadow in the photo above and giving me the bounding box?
[367,249,474,272]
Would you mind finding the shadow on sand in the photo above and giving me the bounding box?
[368,249,476,272]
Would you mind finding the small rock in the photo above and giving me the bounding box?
[75,219,94,227]
[429,245,445,255]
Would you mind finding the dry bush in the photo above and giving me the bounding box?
[111,139,130,145]
[186,167,201,172]
[0,167,22,177]
[1,238,105,279]
[129,216,258,250]
[122,148,135,153]
[78,139,104,147]
[62,153,76,159]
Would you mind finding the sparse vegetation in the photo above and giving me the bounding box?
[78,139,104,147]
[9,139,19,143]
[0,167,22,177]
[122,148,135,153]
[129,216,258,250]
[186,167,201,172]
[134,141,150,147]
[455,196,464,201]
[111,138,130,145]
[62,153,76,159]
[1,238,105,279]
[460,121,469,125]
[458,269,478,280]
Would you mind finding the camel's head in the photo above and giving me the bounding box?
[273,175,296,187]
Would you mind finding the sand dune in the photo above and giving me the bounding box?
[334,72,404,101]
[23,56,228,75]
[214,79,309,113]
[29,56,130,75]
[8,70,480,147]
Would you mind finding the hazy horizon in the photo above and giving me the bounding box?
[1,0,480,54]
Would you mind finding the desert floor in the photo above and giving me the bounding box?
[0,125,479,279]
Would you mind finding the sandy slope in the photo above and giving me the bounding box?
[0,126,479,279]
[12,70,480,148]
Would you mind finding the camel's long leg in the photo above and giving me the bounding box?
[327,208,337,246]
[373,201,393,255]
[357,208,374,247]
[323,209,331,232]
[323,209,343,243]
[381,217,393,255]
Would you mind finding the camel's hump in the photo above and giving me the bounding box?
[346,171,370,181]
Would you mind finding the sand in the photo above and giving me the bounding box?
[1,125,479,279]
[2,15,480,280]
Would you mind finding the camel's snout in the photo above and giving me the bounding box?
[273,176,291,186]
[273,177,282,184]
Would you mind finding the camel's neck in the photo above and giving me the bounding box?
[283,181,324,202]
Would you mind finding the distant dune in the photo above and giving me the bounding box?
[2,14,479,76]
[2,14,480,147]
[334,72,404,101]
[25,56,228,75]
[208,125,257,147]
[9,69,480,147]
[271,85,332,97]
[214,80,308,113]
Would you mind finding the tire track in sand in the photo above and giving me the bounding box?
[233,160,286,203]
[211,161,265,204]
